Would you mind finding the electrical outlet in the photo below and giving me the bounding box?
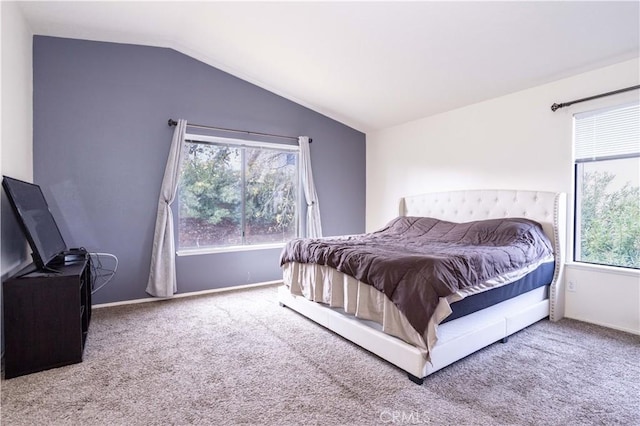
[567,280,577,292]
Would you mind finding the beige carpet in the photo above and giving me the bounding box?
[1,285,638,425]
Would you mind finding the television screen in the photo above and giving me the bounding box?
[2,176,68,270]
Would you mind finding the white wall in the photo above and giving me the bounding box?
[565,264,639,334]
[367,58,640,334]
[1,1,34,354]
[1,1,34,277]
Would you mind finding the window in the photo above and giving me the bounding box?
[178,135,299,251]
[573,102,640,269]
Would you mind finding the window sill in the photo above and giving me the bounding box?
[565,261,640,278]
[176,243,286,256]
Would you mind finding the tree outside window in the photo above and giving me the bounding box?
[178,141,298,250]
[574,102,639,269]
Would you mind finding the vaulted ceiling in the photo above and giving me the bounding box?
[18,1,640,132]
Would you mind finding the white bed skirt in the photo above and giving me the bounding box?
[283,261,439,357]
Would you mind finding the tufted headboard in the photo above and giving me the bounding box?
[400,189,567,321]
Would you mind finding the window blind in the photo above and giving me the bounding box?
[574,101,640,162]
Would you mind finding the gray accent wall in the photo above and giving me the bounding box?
[33,36,365,304]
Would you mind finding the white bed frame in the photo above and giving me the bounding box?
[278,189,566,384]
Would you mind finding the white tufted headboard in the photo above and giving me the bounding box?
[400,189,567,321]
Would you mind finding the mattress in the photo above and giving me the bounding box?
[282,257,553,358]
[442,260,554,323]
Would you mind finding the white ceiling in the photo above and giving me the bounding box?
[18,1,640,133]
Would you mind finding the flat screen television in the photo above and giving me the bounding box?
[2,176,68,270]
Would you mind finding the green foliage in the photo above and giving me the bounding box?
[244,148,297,235]
[179,144,241,226]
[579,170,640,269]
[178,143,297,247]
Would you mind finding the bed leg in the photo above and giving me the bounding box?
[501,336,509,343]
[407,373,424,385]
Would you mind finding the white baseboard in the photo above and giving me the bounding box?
[564,314,640,336]
[92,280,282,309]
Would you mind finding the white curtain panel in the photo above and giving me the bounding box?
[299,136,323,238]
[146,119,187,297]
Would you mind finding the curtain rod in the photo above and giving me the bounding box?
[168,119,311,143]
[551,85,640,112]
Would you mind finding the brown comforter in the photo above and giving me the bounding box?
[280,216,553,336]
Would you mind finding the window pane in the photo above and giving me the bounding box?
[245,148,298,245]
[178,140,299,251]
[575,157,640,269]
[178,143,242,249]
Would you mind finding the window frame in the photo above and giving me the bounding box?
[175,133,301,256]
[571,100,640,270]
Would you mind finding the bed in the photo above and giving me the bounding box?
[278,189,566,384]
